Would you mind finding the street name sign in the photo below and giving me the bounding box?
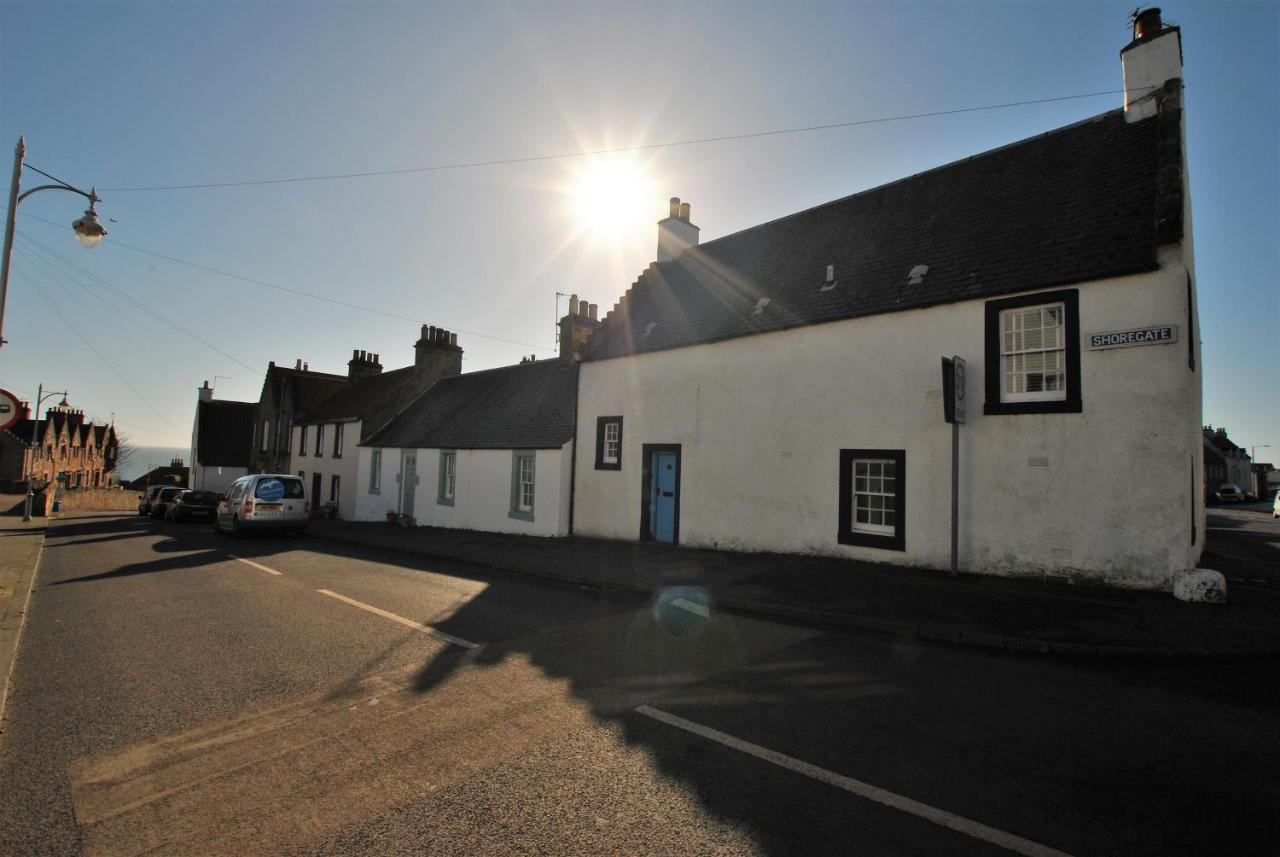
[941,356,966,424]
[1087,325,1178,350]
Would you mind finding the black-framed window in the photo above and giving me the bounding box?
[330,474,340,509]
[333,423,344,458]
[984,289,1081,415]
[315,424,325,457]
[298,425,308,456]
[838,449,905,551]
[595,416,623,470]
[369,449,382,493]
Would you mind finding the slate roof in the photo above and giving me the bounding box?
[261,364,350,412]
[364,360,577,450]
[296,366,425,442]
[196,399,256,467]
[585,108,1166,361]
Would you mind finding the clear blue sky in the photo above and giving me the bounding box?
[1,1,1276,461]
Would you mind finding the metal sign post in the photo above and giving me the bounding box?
[941,356,965,577]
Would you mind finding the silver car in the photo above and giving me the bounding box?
[214,474,308,537]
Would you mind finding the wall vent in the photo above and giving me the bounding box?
[1027,457,1050,468]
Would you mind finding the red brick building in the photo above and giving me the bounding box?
[0,401,119,493]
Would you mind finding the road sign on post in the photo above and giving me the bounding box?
[941,357,965,576]
[0,388,19,433]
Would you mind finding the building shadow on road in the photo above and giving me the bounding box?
[45,514,1280,857]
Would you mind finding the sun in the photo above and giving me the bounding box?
[567,156,655,241]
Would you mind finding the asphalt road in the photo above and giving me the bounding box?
[1,513,1277,856]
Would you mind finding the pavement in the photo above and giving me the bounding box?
[309,503,1280,659]
[0,495,46,730]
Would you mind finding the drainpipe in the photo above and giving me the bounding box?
[567,364,579,536]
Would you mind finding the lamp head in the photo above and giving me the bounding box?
[72,196,107,249]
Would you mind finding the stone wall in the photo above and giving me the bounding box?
[56,489,138,512]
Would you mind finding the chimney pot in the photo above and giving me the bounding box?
[569,294,579,316]
[420,324,429,340]
[303,362,308,371]
[352,349,359,360]
[449,333,457,346]
[373,353,379,363]
[588,302,598,321]
[669,197,680,218]
[295,359,302,370]
[1133,7,1162,41]
[679,201,691,221]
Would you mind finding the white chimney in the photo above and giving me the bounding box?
[657,196,700,263]
[1121,7,1182,123]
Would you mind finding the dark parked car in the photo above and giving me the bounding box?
[138,485,166,516]
[1214,483,1245,504]
[166,490,219,523]
[150,487,184,519]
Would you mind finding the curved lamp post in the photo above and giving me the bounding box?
[0,136,107,348]
[22,385,69,521]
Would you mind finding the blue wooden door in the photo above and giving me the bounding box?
[651,451,677,543]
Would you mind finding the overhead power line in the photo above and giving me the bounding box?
[13,233,234,374]
[11,261,182,432]
[18,211,555,352]
[97,89,1130,192]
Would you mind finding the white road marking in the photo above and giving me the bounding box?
[672,597,710,617]
[316,589,478,649]
[229,554,282,576]
[636,705,1076,857]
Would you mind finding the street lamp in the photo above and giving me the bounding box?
[0,136,107,348]
[22,384,68,521]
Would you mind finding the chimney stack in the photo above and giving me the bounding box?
[415,323,464,378]
[348,347,384,380]
[657,196,700,262]
[198,380,213,403]
[1121,6,1181,123]
[558,291,602,362]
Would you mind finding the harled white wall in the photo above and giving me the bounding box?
[355,442,572,536]
[574,246,1203,590]
[290,421,360,519]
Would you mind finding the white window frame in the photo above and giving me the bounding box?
[852,458,897,535]
[518,456,534,511]
[603,422,620,464]
[999,302,1067,403]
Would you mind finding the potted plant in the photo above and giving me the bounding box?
[398,513,414,527]
[386,510,398,524]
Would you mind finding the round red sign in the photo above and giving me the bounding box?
[0,388,21,433]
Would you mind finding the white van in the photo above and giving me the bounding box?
[214,474,308,537]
